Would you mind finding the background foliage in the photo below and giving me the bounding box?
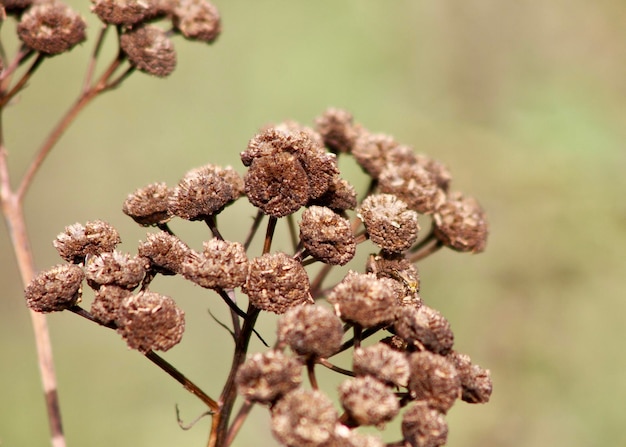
[1,1,625,446]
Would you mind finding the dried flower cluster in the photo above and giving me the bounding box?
[24,108,491,446]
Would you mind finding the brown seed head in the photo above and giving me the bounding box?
[351,132,399,178]
[137,231,191,275]
[357,194,419,252]
[242,252,312,314]
[120,24,176,77]
[394,305,454,355]
[235,350,302,404]
[308,176,357,211]
[117,291,185,353]
[90,285,132,325]
[123,182,173,226]
[315,108,359,154]
[299,206,356,266]
[17,1,86,55]
[415,154,452,192]
[407,351,461,413]
[25,264,84,313]
[277,304,344,358]
[91,0,156,25]
[379,163,446,215]
[402,401,448,447]
[181,238,248,289]
[446,351,492,404]
[365,253,421,307]
[353,343,410,388]
[54,220,121,264]
[433,192,488,253]
[326,271,398,327]
[271,388,338,447]
[172,0,221,43]
[85,250,145,290]
[338,376,399,427]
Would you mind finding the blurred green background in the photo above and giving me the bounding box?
[2,1,625,446]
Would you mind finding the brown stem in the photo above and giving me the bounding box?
[286,213,299,252]
[0,52,45,108]
[316,358,355,377]
[262,216,277,254]
[306,356,319,390]
[224,400,254,447]
[243,210,264,251]
[407,235,443,263]
[310,263,333,299]
[0,45,35,90]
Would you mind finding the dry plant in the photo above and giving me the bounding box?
[1,2,492,447]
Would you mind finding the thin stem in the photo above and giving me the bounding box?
[82,25,110,93]
[310,263,333,299]
[306,356,319,390]
[408,235,443,263]
[334,324,386,356]
[317,358,354,377]
[224,400,254,447]
[0,52,45,108]
[243,210,264,251]
[262,216,277,254]
[0,45,35,89]
[286,213,299,252]
[205,215,224,240]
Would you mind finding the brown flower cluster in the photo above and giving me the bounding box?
[24,108,491,447]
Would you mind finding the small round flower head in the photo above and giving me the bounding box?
[402,401,448,447]
[181,238,248,289]
[172,0,221,43]
[446,351,492,404]
[54,220,121,264]
[394,305,454,355]
[17,1,86,55]
[242,252,312,314]
[308,176,357,211]
[117,291,185,353]
[123,182,173,226]
[357,194,419,252]
[277,304,344,358]
[351,132,399,179]
[137,231,191,275]
[326,271,398,327]
[353,343,410,388]
[85,251,146,290]
[407,351,461,413]
[338,376,399,426]
[299,206,356,266]
[91,0,156,25]
[379,163,446,215]
[120,24,176,77]
[244,152,310,217]
[433,192,488,253]
[365,253,420,307]
[25,264,84,312]
[90,285,132,325]
[271,388,338,447]
[330,425,385,447]
[415,154,452,192]
[315,108,359,154]
[235,350,302,404]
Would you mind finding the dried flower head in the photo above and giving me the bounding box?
[17,1,86,55]
[54,220,121,264]
[3,0,34,15]
[120,24,176,77]
[365,253,420,307]
[242,252,312,314]
[447,351,492,404]
[308,176,357,211]
[172,0,221,43]
[271,389,338,447]
[277,304,344,358]
[181,238,248,289]
[327,271,398,327]
[85,250,146,290]
[117,291,185,352]
[357,194,419,252]
[415,154,452,192]
[123,182,172,226]
[91,0,156,25]
[137,231,191,275]
[402,401,448,447]
[299,206,356,266]
[353,343,410,388]
[330,425,385,447]
[407,351,461,413]
[351,132,399,178]
[433,192,488,253]
[90,285,132,325]
[315,107,359,154]
[235,350,302,404]
[379,163,446,215]
[25,264,84,312]
[394,305,454,355]
[338,376,399,426]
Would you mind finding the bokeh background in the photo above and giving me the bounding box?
[2,1,625,446]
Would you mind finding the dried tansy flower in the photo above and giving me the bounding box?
[25,264,84,312]
[173,0,221,43]
[338,376,399,426]
[447,351,492,404]
[308,176,357,211]
[351,132,399,179]
[433,192,488,253]
[277,304,344,358]
[271,389,338,447]
[85,251,145,290]
[327,272,398,327]
[353,343,410,388]
[379,163,446,215]
[123,182,172,226]
[394,305,454,355]
[365,253,421,307]
[91,0,156,25]
[137,231,191,275]
[415,154,452,192]
[315,107,359,154]
[299,206,356,266]
[235,350,302,404]
[407,351,461,413]
[402,401,448,447]
[120,24,176,77]
[357,194,419,252]
[17,1,86,55]
[242,252,312,314]
[54,220,121,264]
[90,285,132,325]
[117,291,185,353]
[181,238,248,289]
